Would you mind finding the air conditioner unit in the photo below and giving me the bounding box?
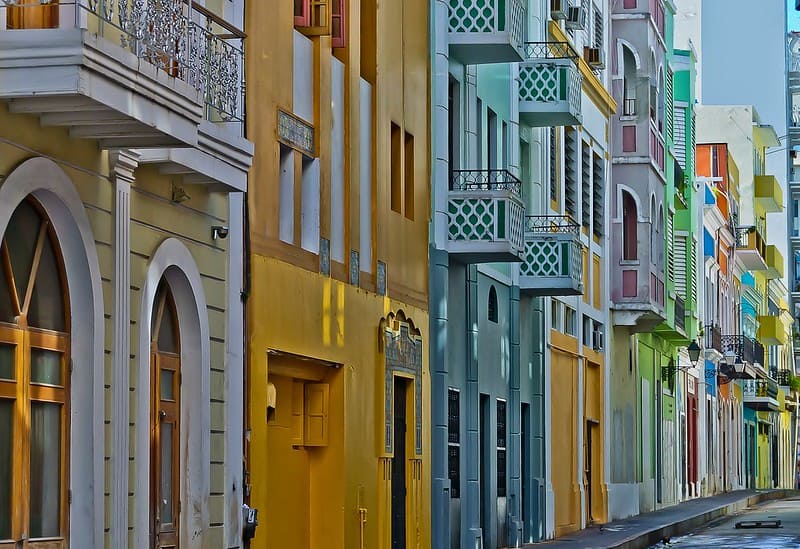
[551,0,570,20]
[566,6,587,30]
[584,46,605,69]
[593,329,604,352]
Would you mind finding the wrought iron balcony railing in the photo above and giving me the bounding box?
[743,378,779,400]
[721,334,764,367]
[1,0,246,125]
[518,41,582,127]
[705,324,723,354]
[775,369,791,387]
[524,214,580,233]
[450,169,522,195]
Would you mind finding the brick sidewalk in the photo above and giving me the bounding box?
[528,489,795,549]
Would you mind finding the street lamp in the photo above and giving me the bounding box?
[687,340,702,367]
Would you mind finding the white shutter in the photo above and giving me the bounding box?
[674,107,687,169]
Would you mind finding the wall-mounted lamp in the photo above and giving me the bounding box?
[211,225,229,240]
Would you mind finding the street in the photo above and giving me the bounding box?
[653,497,800,548]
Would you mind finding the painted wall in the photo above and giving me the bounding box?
[0,102,237,547]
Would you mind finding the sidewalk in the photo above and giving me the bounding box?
[529,489,795,549]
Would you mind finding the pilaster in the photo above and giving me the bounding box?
[108,149,138,548]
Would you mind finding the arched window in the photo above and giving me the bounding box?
[622,191,638,260]
[657,205,664,267]
[151,280,181,548]
[649,196,656,264]
[488,286,498,323]
[623,46,637,115]
[0,198,69,544]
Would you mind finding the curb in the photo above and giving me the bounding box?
[608,489,795,549]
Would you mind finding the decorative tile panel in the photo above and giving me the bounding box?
[377,261,387,296]
[381,313,423,456]
[319,237,330,276]
[278,109,315,157]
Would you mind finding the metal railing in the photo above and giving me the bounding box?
[523,41,578,60]
[525,215,579,234]
[450,169,522,195]
[722,334,764,367]
[775,369,791,387]
[674,295,686,332]
[743,379,779,400]
[705,324,723,354]
[1,0,246,126]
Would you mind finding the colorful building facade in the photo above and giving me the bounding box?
[0,1,251,547]
[243,1,431,548]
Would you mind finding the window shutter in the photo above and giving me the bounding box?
[592,152,604,238]
[675,107,686,169]
[667,212,674,282]
[582,142,592,229]
[331,0,346,48]
[304,383,330,446]
[690,238,698,305]
[665,69,674,142]
[674,235,687,298]
[294,0,311,26]
[622,126,636,152]
[565,128,578,219]
[291,380,305,445]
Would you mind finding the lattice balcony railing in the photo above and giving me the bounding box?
[520,215,582,288]
[447,170,525,258]
[448,0,526,50]
[519,58,582,111]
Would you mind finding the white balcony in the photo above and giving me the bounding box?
[0,0,251,191]
[448,0,526,64]
[447,169,525,263]
[742,379,781,412]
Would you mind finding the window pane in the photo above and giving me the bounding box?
[27,228,66,332]
[160,370,174,401]
[30,349,61,386]
[30,402,61,539]
[5,200,41,306]
[0,256,14,323]
[158,299,179,354]
[0,399,12,540]
[0,344,13,381]
[160,422,174,524]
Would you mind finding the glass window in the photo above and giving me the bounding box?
[27,229,66,332]
[29,402,61,539]
[0,344,13,381]
[30,349,62,386]
[0,399,12,540]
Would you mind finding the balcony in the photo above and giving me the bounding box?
[757,315,788,346]
[519,216,583,296]
[611,269,666,331]
[448,0,526,64]
[0,1,250,190]
[742,379,781,411]
[518,42,582,127]
[774,369,792,389]
[704,324,723,359]
[653,294,688,342]
[763,245,784,279]
[735,227,768,271]
[447,169,525,263]
[722,334,764,369]
[754,175,783,213]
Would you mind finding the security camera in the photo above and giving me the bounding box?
[212,225,229,240]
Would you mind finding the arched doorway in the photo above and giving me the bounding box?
[150,280,182,548]
[0,197,70,547]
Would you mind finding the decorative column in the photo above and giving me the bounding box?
[109,149,138,548]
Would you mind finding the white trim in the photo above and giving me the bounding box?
[224,193,244,546]
[134,238,211,549]
[0,157,105,549]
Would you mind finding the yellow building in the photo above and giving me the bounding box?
[244,1,430,548]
